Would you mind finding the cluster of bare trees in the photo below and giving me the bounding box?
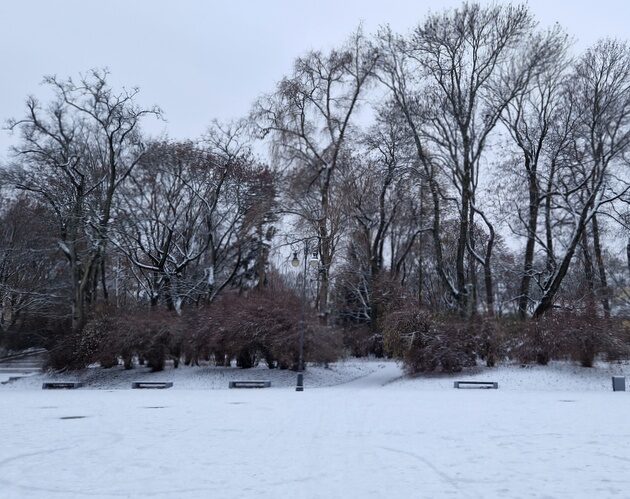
[2,3,630,360]
[0,71,276,341]
[258,3,630,331]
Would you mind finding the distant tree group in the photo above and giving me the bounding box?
[2,3,630,371]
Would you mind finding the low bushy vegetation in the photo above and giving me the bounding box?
[47,285,342,372]
[45,295,630,374]
[383,308,476,373]
[513,311,630,367]
[381,306,630,374]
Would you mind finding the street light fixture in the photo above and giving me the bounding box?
[308,251,319,268]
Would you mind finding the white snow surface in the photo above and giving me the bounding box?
[2,360,630,498]
[1,358,382,391]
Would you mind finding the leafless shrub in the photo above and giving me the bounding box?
[47,309,184,371]
[382,308,476,373]
[48,282,344,372]
[470,317,508,368]
[515,312,630,367]
[342,325,384,358]
[212,286,342,369]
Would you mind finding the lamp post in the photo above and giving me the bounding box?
[291,238,319,392]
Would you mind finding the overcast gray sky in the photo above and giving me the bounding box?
[1,0,629,159]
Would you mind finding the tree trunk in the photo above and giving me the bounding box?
[591,215,610,316]
[456,174,471,316]
[317,177,332,324]
[483,222,496,317]
[484,263,494,317]
[533,209,592,318]
[255,224,269,290]
[467,201,479,316]
[71,261,84,332]
[417,247,424,307]
[580,229,596,308]
[101,257,109,303]
[518,162,540,319]
[544,161,556,275]
[417,187,425,307]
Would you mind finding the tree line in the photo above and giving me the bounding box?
[2,2,630,370]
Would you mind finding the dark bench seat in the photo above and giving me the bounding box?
[42,382,83,389]
[454,381,498,389]
[229,380,271,389]
[132,381,173,389]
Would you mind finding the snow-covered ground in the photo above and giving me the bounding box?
[0,358,383,390]
[2,360,630,498]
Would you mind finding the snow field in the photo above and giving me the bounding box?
[1,361,630,498]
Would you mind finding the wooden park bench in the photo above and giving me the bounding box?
[131,381,173,389]
[454,381,498,389]
[229,380,271,389]
[42,381,83,389]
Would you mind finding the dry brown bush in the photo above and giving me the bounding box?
[342,325,384,358]
[48,283,342,371]
[48,309,184,371]
[210,286,342,369]
[514,311,630,367]
[382,308,476,373]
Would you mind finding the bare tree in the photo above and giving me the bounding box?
[500,31,570,317]
[113,140,218,310]
[414,3,566,316]
[377,3,564,316]
[253,29,379,322]
[5,69,161,330]
[113,123,276,312]
[338,105,428,326]
[0,196,63,332]
[532,40,630,317]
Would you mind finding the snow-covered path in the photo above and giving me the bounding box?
[331,361,404,388]
[2,362,630,498]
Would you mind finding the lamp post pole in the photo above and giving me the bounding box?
[292,236,319,392]
[296,241,307,391]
